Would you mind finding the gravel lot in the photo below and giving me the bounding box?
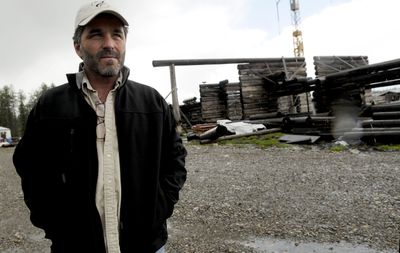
[1,144,399,252]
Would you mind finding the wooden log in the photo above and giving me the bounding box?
[362,119,400,128]
[153,57,305,67]
[350,127,400,132]
[249,112,283,120]
[237,62,305,70]
[372,111,400,120]
[243,87,276,93]
[241,98,277,104]
[243,108,276,115]
[323,58,400,80]
[238,68,307,76]
[344,130,400,138]
[314,56,368,61]
[192,124,218,135]
[239,76,266,82]
[327,68,400,87]
[242,100,277,106]
[371,103,400,112]
[237,60,305,70]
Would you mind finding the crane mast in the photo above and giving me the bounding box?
[290,0,304,57]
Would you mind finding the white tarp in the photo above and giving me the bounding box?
[217,120,266,135]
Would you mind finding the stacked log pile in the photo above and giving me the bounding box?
[342,102,400,143]
[282,115,334,136]
[313,56,371,113]
[198,80,243,123]
[314,56,369,76]
[191,57,400,142]
[238,57,308,119]
[370,103,400,123]
[199,81,227,122]
[224,82,243,120]
[180,97,202,125]
[254,58,400,105]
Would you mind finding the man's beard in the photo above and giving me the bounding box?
[82,48,125,77]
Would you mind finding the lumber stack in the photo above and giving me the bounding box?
[238,57,307,119]
[224,82,243,120]
[180,97,202,125]
[313,56,371,113]
[199,81,227,122]
[277,92,312,114]
[314,56,369,76]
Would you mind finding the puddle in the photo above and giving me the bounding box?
[240,237,397,253]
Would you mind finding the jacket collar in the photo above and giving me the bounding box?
[66,63,130,90]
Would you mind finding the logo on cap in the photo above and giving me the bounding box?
[95,1,105,8]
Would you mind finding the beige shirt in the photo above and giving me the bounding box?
[78,72,122,253]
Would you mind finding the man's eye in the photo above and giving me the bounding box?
[114,33,124,39]
[93,34,102,37]
[89,32,102,38]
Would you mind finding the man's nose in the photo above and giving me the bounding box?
[102,33,115,49]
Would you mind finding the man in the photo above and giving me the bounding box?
[13,1,187,252]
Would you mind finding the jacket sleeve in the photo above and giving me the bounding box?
[13,104,56,238]
[160,103,187,218]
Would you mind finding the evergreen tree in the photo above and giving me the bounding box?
[27,83,55,110]
[17,91,29,136]
[0,85,17,135]
[0,83,55,137]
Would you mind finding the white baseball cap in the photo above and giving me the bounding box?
[74,1,129,30]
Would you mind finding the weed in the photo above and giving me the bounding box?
[329,144,347,152]
[374,144,400,151]
[218,132,288,149]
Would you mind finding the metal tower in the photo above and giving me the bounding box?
[290,0,304,57]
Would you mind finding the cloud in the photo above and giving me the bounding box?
[303,0,400,67]
[0,0,81,91]
[1,0,399,103]
[124,0,269,100]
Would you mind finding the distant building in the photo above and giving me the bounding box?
[372,91,400,104]
[381,91,400,103]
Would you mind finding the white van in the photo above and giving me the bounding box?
[0,127,12,147]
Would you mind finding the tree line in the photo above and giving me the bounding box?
[0,83,55,137]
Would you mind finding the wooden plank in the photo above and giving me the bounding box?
[238,68,307,76]
[237,61,305,70]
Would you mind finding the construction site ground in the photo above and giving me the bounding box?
[1,144,399,253]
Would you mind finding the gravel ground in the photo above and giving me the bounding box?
[0,147,50,253]
[1,144,399,252]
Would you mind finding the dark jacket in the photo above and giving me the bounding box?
[13,69,187,253]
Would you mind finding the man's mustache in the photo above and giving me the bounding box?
[97,50,119,59]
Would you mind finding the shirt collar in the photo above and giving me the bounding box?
[75,71,124,92]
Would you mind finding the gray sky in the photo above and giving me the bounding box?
[1,0,398,103]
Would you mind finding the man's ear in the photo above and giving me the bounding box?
[74,43,83,59]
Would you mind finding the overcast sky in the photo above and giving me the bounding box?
[1,0,399,103]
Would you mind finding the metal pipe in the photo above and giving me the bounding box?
[324,58,400,80]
